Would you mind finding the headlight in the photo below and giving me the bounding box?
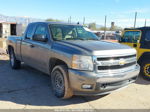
[72,55,93,71]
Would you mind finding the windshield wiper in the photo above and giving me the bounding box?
[86,38,99,41]
[75,38,85,40]
[66,38,85,40]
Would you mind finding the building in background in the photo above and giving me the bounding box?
[0,22,27,38]
[0,14,43,49]
[0,22,27,49]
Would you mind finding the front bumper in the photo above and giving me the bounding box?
[68,64,140,96]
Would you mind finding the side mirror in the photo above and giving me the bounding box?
[33,34,48,42]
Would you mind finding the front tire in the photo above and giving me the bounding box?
[51,65,73,99]
[141,60,150,80]
[9,48,21,69]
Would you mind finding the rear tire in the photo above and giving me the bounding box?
[140,60,150,80]
[9,48,21,69]
[51,65,73,99]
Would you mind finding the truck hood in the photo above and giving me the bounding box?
[58,40,136,56]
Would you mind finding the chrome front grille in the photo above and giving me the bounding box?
[95,54,137,73]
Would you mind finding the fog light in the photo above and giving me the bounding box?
[82,84,93,89]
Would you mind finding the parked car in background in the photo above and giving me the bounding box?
[120,27,150,80]
[7,22,140,99]
[100,34,119,42]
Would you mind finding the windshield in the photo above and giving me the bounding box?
[122,31,141,43]
[49,24,99,41]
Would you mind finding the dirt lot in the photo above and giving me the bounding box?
[0,55,150,110]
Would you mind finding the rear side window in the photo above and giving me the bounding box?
[145,30,150,41]
[26,24,35,39]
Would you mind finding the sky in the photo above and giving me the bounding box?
[0,0,150,28]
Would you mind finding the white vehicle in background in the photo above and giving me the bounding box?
[84,27,121,42]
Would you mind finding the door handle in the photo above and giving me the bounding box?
[30,44,34,48]
[133,44,137,47]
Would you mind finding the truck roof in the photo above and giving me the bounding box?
[30,22,82,26]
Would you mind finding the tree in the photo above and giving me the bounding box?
[88,23,97,30]
[99,26,123,31]
[110,26,123,31]
[99,27,109,31]
[46,18,62,22]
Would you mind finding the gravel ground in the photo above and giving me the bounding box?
[0,55,150,110]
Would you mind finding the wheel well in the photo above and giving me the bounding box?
[8,45,13,54]
[138,52,150,65]
[49,58,68,73]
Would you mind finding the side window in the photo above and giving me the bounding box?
[145,30,150,41]
[34,25,47,36]
[26,24,35,39]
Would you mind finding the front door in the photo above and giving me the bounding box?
[27,24,50,74]
[21,23,36,66]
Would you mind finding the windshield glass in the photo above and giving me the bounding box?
[49,24,98,41]
[122,31,141,43]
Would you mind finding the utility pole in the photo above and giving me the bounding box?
[70,16,72,23]
[5,16,8,22]
[134,12,137,28]
[83,17,85,25]
[27,18,30,25]
[104,15,107,39]
[145,19,147,27]
[68,16,71,23]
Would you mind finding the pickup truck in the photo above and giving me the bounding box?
[7,22,140,99]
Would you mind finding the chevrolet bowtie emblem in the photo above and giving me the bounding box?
[119,59,126,66]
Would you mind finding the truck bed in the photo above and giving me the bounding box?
[7,36,22,60]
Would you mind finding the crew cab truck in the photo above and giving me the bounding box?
[120,27,150,80]
[7,22,140,99]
